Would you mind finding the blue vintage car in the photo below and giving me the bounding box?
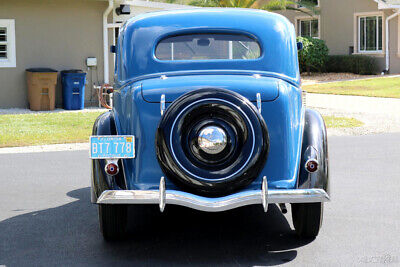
[90,8,330,240]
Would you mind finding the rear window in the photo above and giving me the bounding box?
[155,33,261,61]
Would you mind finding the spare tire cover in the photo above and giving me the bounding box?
[156,88,269,196]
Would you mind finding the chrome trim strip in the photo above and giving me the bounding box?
[261,176,268,212]
[159,177,166,212]
[160,94,166,115]
[97,188,330,212]
[256,93,261,113]
[115,70,300,91]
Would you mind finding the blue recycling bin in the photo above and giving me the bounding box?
[61,70,87,110]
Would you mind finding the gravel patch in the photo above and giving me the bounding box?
[314,107,400,136]
[0,107,106,115]
[306,93,400,136]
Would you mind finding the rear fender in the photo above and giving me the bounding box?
[297,109,329,194]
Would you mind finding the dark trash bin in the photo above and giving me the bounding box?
[26,68,58,111]
[61,70,87,110]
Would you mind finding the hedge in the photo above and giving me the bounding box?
[297,37,329,74]
[325,55,379,75]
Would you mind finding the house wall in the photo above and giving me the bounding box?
[275,0,400,73]
[0,0,107,108]
[321,0,387,71]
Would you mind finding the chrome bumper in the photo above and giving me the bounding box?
[96,177,330,212]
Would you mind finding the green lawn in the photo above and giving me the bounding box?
[323,116,364,128]
[303,77,400,98]
[0,112,362,148]
[0,111,104,148]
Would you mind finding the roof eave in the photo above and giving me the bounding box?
[374,0,400,9]
[122,0,195,9]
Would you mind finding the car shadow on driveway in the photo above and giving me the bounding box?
[0,187,313,266]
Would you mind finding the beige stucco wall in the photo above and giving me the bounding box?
[0,0,107,108]
[275,0,400,73]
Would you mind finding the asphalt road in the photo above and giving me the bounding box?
[1,134,399,266]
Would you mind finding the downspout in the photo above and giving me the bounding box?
[385,10,399,72]
[103,0,114,84]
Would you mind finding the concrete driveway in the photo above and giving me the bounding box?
[1,133,400,266]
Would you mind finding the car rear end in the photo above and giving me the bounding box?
[90,8,330,240]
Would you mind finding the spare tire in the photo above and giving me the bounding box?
[156,88,269,196]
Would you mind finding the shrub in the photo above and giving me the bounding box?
[326,55,379,75]
[297,36,329,74]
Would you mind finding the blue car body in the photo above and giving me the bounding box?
[113,76,303,191]
[114,9,301,190]
[91,9,329,215]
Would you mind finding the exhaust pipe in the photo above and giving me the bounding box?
[279,203,287,214]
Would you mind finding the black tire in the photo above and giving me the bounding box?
[156,88,269,197]
[98,204,128,241]
[291,202,323,239]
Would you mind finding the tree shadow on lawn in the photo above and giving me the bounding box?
[0,187,313,266]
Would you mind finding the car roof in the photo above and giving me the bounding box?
[116,8,300,86]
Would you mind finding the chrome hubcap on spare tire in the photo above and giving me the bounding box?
[197,126,227,155]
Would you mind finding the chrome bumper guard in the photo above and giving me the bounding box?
[97,177,330,212]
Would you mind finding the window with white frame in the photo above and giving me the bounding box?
[0,19,16,68]
[297,18,319,38]
[358,15,383,53]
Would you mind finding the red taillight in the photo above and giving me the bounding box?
[305,159,318,173]
[105,162,119,176]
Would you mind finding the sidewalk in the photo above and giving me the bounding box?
[0,143,89,154]
[307,93,400,115]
